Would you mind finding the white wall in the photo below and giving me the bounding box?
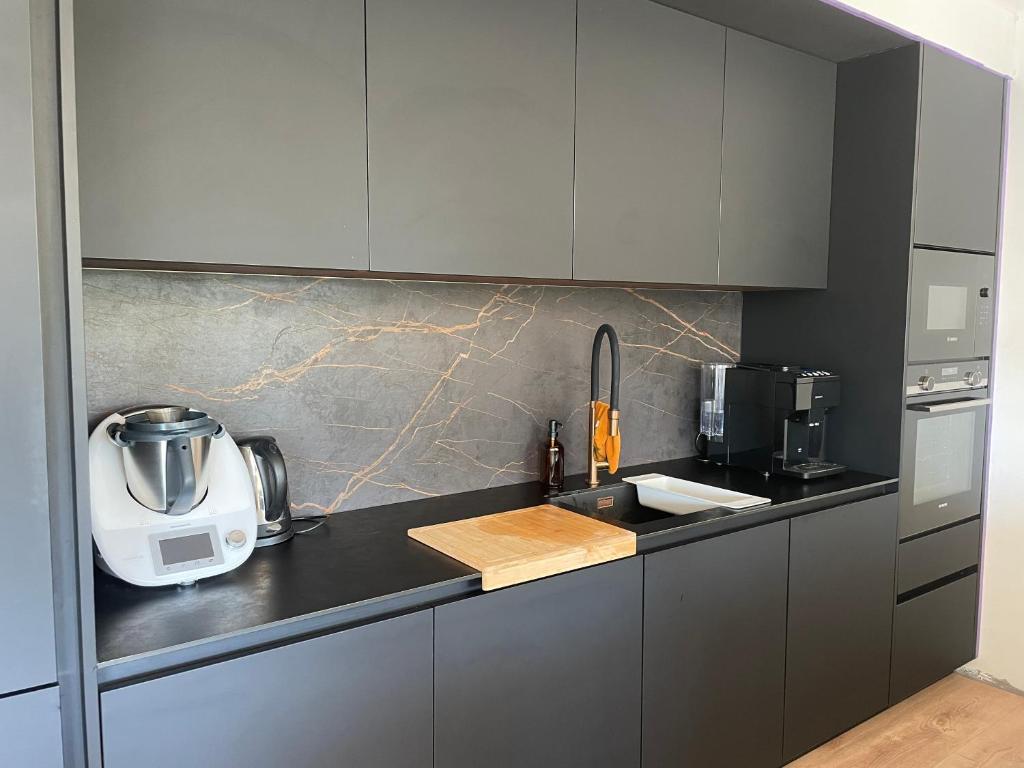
[836,0,1024,691]
[831,0,1017,75]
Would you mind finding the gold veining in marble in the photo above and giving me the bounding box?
[84,272,740,513]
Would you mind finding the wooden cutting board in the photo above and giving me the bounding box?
[408,504,636,591]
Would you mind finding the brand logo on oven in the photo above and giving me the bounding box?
[946,336,959,342]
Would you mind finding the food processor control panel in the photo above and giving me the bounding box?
[148,525,226,577]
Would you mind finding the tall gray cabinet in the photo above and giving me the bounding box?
[1,1,64,764]
[573,0,724,284]
[74,0,370,269]
[1,0,58,698]
[366,0,576,279]
[719,31,836,288]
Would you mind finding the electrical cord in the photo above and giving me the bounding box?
[291,514,329,535]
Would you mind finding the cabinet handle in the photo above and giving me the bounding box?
[908,398,992,413]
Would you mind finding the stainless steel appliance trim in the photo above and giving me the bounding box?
[905,379,989,396]
[908,398,993,413]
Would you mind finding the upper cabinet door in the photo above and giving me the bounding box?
[573,0,724,284]
[1,0,57,696]
[915,46,1005,254]
[74,0,369,269]
[366,0,576,279]
[719,31,836,288]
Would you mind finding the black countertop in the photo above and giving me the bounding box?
[93,457,896,686]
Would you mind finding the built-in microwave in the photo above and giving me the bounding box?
[907,248,994,363]
[900,363,990,540]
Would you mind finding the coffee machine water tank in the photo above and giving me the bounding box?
[698,362,734,451]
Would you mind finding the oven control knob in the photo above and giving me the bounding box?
[964,371,984,387]
[918,375,935,392]
[225,530,248,550]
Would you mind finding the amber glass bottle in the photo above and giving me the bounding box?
[541,419,565,493]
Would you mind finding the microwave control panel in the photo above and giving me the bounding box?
[906,360,990,396]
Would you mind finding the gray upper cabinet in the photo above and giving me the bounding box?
[366,0,576,279]
[573,0,724,284]
[915,46,1005,253]
[74,0,369,269]
[101,611,433,768]
[719,30,836,288]
[434,558,642,768]
[1,0,58,697]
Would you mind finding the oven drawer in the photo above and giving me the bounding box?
[897,519,981,595]
[891,572,978,704]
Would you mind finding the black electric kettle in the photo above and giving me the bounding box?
[237,436,293,546]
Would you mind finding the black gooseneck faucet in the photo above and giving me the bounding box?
[588,323,621,487]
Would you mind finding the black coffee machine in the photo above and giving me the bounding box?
[705,363,846,479]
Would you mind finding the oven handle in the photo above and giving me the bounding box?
[908,397,992,413]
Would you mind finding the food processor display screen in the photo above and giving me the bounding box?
[158,532,216,565]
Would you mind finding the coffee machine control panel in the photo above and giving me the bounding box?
[906,360,989,396]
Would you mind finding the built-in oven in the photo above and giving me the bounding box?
[907,248,994,363]
[900,361,991,540]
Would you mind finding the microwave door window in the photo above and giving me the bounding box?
[913,411,976,506]
[927,285,969,330]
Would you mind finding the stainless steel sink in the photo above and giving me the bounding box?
[550,483,677,527]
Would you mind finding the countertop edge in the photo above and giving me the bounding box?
[635,476,899,553]
[96,475,897,689]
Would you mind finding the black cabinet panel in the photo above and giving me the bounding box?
[915,46,1004,253]
[75,0,370,269]
[785,495,898,761]
[102,611,433,768]
[367,0,575,278]
[434,559,642,768]
[719,30,836,288]
[891,573,979,704]
[643,521,789,768]
[573,0,724,284]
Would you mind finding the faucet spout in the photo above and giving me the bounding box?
[588,324,621,487]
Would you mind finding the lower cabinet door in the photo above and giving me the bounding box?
[642,521,789,768]
[101,611,433,768]
[434,558,643,768]
[784,495,898,761]
[891,572,979,704]
[0,686,63,767]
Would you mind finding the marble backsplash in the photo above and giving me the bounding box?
[83,270,740,514]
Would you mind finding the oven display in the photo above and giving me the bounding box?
[158,532,216,566]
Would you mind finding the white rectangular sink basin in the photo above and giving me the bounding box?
[623,473,771,514]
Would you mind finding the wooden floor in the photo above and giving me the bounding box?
[789,674,1024,768]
